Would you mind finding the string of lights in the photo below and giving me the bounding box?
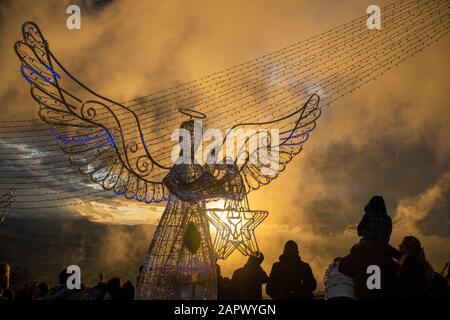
[0,0,438,134]
[0,0,442,152]
[1,0,448,209]
[2,0,446,159]
[0,6,442,168]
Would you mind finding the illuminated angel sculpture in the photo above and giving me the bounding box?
[14,1,448,299]
[14,22,320,299]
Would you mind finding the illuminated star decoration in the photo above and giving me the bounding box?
[207,197,268,260]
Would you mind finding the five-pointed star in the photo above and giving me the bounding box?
[207,208,268,259]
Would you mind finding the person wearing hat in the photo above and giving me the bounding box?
[357,195,392,245]
[339,196,399,299]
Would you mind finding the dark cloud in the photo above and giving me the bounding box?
[82,0,115,14]
[303,197,350,236]
[8,207,80,220]
[307,135,447,223]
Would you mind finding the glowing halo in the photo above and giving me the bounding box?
[178,108,207,120]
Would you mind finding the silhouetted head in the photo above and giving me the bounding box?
[399,236,422,255]
[105,277,121,294]
[120,280,135,301]
[58,269,70,285]
[247,252,264,266]
[283,240,299,257]
[358,195,392,244]
[364,195,387,215]
[37,282,49,298]
[107,277,121,288]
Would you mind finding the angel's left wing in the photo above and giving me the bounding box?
[14,22,170,203]
[207,94,321,194]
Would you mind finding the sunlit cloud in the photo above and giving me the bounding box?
[0,0,448,289]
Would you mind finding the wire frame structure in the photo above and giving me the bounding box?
[13,17,320,297]
[9,0,450,299]
[207,196,268,260]
[135,195,217,299]
[3,0,448,210]
[135,117,268,299]
[0,189,16,224]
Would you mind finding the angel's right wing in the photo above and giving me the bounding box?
[206,94,321,194]
[14,22,170,203]
[237,94,321,192]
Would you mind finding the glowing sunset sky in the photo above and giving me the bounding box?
[0,0,449,288]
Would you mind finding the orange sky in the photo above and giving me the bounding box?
[0,0,449,290]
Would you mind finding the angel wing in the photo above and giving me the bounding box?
[14,22,170,203]
[206,94,321,194]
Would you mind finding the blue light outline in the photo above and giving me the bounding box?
[50,127,117,149]
[19,64,60,85]
[18,57,169,204]
[279,127,314,146]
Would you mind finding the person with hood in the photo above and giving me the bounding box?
[338,196,399,299]
[266,240,317,300]
[231,252,268,300]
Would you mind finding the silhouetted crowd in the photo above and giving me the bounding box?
[0,266,136,301]
[1,196,449,301]
[217,240,318,300]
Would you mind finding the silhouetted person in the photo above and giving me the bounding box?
[1,288,14,301]
[102,277,121,300]
[267,241,316,300]
[42,269,84,300]
[85,272,106,300]
[0,262,12,300]
[231,252,268,300]
[397,236,437,299]
[217,264,236,300]
[339,196,398,300]
[15,281,38,301]
[120,280,135,300]
[37,282,49,299]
